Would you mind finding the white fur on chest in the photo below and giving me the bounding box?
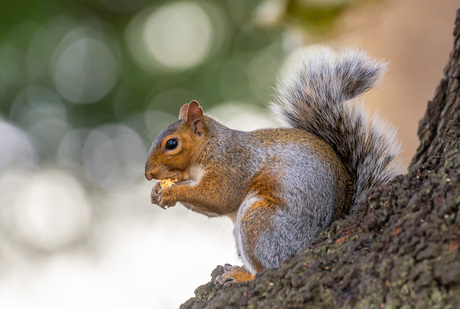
[186,165,206,186]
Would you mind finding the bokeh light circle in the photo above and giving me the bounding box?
[0,169,92,251]
[54,37,118,104]
[127,2,214,72]
[82,124,148,191]
[0,120,37,172]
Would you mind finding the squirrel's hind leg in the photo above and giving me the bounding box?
[215,264,255,285]
[216,194,282,285]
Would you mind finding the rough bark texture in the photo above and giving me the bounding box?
[181,9,460,309]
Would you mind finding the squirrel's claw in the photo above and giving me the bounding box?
[157,186,178,208]
[150,182,162,206]
[215,264,236,285]
[151,182,173,209]
[215,274,235,285]
[215,264,255,285]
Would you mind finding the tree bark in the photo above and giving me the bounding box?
[181,9,460,309]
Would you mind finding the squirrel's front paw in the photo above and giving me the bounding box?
[158,186,178,209]
[150,182,162,206]
[151,183,176,209]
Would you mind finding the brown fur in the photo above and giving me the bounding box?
[216,265,255,284]
[146,45,400,285]
[146,101,354,282]
[239,169,286,273]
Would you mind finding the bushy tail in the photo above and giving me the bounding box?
[270,46,402,211]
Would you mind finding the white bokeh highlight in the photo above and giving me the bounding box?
[0,169,91,251]
[127,2,214,72]
[54,37,118,103]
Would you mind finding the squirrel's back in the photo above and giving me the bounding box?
[270,46,402,211]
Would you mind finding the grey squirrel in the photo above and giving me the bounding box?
[145,46,402,284]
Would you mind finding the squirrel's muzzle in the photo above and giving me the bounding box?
[145,160,181,181]
[145,160,157,181]
[145,170,154,181]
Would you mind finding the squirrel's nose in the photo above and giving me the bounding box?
[145,161,156,181]
[145,171,154,181]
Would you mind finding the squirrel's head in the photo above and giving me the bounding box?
[145,100,207,182]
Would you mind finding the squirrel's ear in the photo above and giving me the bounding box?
[186,100,204,135]
[178,103,189,120]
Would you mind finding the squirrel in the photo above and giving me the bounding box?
[145,46,402,284]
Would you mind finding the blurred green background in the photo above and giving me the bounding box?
[0,0,457,308]
[0,0,365,177]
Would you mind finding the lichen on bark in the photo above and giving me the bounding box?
[181,9,460,309]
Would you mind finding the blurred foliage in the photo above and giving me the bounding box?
[0,2,387,303]
[0,0,378,168]
[284,0,374,34]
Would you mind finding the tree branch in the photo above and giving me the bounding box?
[181,8,460,309]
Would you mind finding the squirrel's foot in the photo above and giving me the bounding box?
[215,264,255,285]
[150,182,165,208]
[150,182,177,209]
[158,186,178,208]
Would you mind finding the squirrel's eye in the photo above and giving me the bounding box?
[165,138,178,150]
